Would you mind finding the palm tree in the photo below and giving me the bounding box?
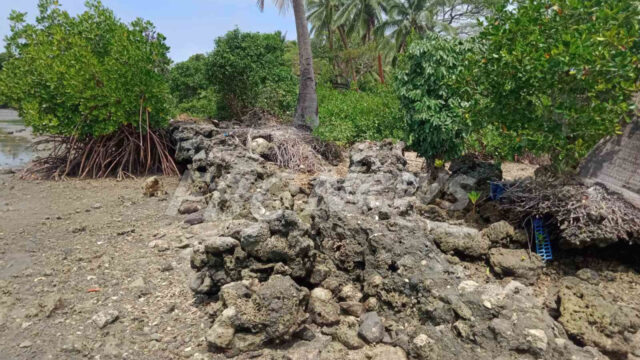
[335,0,387,43]
[332,0,388,84]
[257,0,318,130]
[376,0,440,53]
[377,0,493,53]
[307,0,342,51]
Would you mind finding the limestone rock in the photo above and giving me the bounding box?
[489,248,543,284]
[92,310,119,329]
[358,312,384,344]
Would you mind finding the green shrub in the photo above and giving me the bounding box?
[169,54,208,104]
[466,125,525,161]
[473,0,640,168]
[394,33,480,164]
[0,0,172,137]
[314,85,404,144]
[174,88,218,119]
[206,29,297,120]
[0,52,9,71]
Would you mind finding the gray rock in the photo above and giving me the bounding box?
[335,316,366,350]
[240,222,270,253]
[214,275,309,355]
[92,310,119,329]
[179,201,204,215]
[489,248,543,284]
[308,296,340,326]
[481,221,515,247]
[203,236,240,254]
[206,307,236,348]
[558,276,640,356]
[369,345,408,360]
[184,213,204,225]
[430,221,489,258]
[339,302,363,317]
[358,312,384,344]
[576,268,600,285]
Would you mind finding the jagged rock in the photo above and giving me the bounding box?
[250,137,275,157]
[481,221,515,248]
[448,155,502,191]
[339,302,363,317]
[309,288,340,326]
[92,310,119,329]
[210,275,309,355]
[339,284,363,302]
[368,345,408,360]
[206,307,236,348]
[349,140,406,174]
[239,222,270,252]
[171,129,618,359]
[203,236,240,254]
[430,221,489,258]
[143,176,164,197]
[335,316,366,350]
[575,268,600,285]
[558,276,640,357]
[489,248,543,284]
[358,312,384,344]
[189,270,216,294]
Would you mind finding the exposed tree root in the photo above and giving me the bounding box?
[22,125,178,180]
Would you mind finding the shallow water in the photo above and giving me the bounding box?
[0,109,33,168]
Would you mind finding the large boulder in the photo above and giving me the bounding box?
[207,275,310,355]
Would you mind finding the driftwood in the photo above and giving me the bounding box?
[497,179,640,248]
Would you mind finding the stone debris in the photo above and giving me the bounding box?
[171,123,623,360]
[92,310,119,329]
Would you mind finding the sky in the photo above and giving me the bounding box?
[0,0,297,62]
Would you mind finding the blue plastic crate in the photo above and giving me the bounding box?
[532,217,553,261]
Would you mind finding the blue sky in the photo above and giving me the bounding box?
[0,0,297,62]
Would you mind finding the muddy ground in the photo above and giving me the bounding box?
[0,174,222,359]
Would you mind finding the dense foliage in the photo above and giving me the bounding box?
[471,0,640,167]
[168,54,217,119]
[0,52,9,71]
[0,0,172,137]
[395,33,479,163]
[169,54,208,104]
[314,84,404,143]
[206,29,297,120]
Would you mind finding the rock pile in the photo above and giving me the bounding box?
[171,123,636,359]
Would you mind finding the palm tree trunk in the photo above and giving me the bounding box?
[328,28,337,71]
[377,53,384,84]
[292,0,318,130]
[337,26,357,84]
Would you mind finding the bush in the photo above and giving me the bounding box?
[174,88,218,119]
[473,0,640,168]
[394,33,480,164]
[206,29,297,120]
[314,85,404,144]
[0,52,8,71]
[169,54,209,104]
[0,0,172,138]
